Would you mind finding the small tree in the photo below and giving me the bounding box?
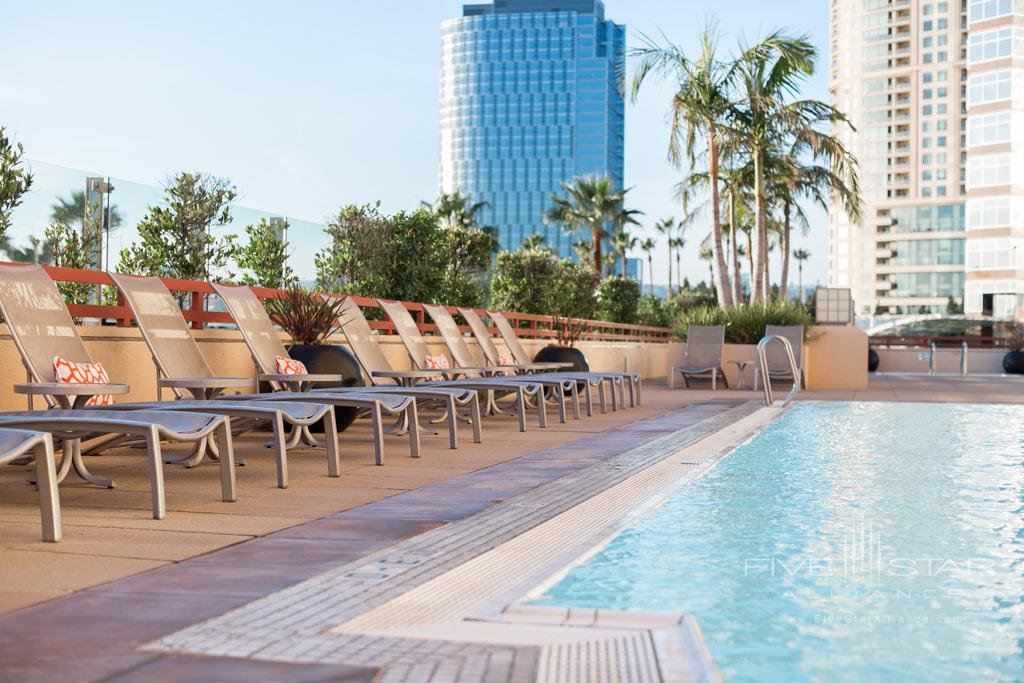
[236,218,295,289]
[42,220,101,305]
[491,245,562,315]
[550,260,599,347]
[595,276,641,324]
[117,172,238,288]
[0,127,33,244]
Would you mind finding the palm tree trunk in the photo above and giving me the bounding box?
[621,253,628,279]
[753,148,768,303]
[708,132,734,307]
[746,231,754,291]
[798,264,804,304]
[780,201,792,302]
[591,223,602,277]
[729,190,743,304]
[667,242,673,298]
[647,254,654,295]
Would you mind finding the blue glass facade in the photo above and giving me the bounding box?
[439,0,625,258]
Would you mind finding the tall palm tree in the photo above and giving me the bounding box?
[547,175,626,276]
[793,248,810,304]
[609,202,643,277]
[771,138,860,300]
[653,217,677,297]
[610,229,638,279]
[730,31,816,302]
[632,26,736,307]
[639,237,656,294]
[423,190,489,229]
[669,236,687,293]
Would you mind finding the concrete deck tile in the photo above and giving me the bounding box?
[0,548,167,594]
[102,654,377,682]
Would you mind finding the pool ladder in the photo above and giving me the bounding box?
[756,335,801,406]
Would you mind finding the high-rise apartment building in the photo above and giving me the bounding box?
[829,0,969,316]
[438,0,625,259]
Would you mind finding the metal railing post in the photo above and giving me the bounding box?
[929,341,936,376]
[960,341,968,377]
[756,335,801,406]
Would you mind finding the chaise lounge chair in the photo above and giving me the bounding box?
[0,429,60,541]
[669,324,728,390]
[487,310,641,409]
[211,283,481,450]
[109,273,421,466]
[376,299,548,431]
[422,303,589,422]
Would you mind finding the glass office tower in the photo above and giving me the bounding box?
[439,0,625,258]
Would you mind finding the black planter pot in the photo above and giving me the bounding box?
[1003,350,1024,375]
[533,345,589,372]
[868,348,880,373]
[278,344,365,431]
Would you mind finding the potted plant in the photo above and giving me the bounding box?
[533,261,597,372]
[265,287,365,430]
[1002,326,1024,375]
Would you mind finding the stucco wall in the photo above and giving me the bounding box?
[873,347,1007,375]
[0,327,670,411]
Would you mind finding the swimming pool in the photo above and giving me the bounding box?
[531,401,1024,681]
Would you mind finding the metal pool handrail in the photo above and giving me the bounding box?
[756,335,801,406]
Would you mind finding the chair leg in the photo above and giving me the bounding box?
[556,384,567,424]
[33,439,61,543]
[582,381,593,417]
[570,381,581,420]
[445,395,458,450]
[712,373,717,391]
[144,428,166,520]
[515,387,527,432]
[597,382,607,414]
[406,402,421,459]
[322,409,340,477]
[214,421,237,503]
[609,379,618,411]
[271,414,288,489]
[370,405,385,466]
[469,393,483,443]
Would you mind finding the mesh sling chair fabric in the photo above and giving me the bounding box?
[0,265,339,486]
[110,273,420,466]
[422,303,589,422]
[754,325,805,390]
[487,310,641,409]
[213,284,480,451]
[0,430,61,542]
[376,299,547,431]
[671,325,729,390]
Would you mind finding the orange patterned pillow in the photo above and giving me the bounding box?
[497,352,516,376]
[53,356,114,406]
[275,355,308,375]
[424,354,449,380]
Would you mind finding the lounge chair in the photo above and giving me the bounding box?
[109,273,420,466]
[211,283,481,450]
[0,430,60,541]
[487,310,641,409]
[670,325,728,390]
[0,265,341,487]
[0,408,236,519]
[422,303,590,422]
[754,325,805,390]
[375,299,548,431]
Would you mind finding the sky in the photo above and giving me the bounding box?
[0,0,831,288]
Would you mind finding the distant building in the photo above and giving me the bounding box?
[829,0,1024,318]
[439,0,625,259]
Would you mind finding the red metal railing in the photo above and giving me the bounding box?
[12,263,673,343]
[870,334,1006,349]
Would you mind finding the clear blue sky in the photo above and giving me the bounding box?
[0,0,830,288]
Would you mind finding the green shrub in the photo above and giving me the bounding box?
[671,288,718,313]
[675,302,813,344]
[490,247,562,315]
[595,277,641,324]
[636,295,675,328]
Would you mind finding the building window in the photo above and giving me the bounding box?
[967,111,1015,146]
[967,196,1024,229]
[967,69,1024,106]
[968,0,1022,24]
[968,27,1024,64]
[966,153,1015,188]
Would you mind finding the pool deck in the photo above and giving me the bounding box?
[0,375,1020,681]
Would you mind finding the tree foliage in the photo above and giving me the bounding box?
[236,218,295,289]
[314,203,495,307]
[0,127,33,244]
[116,172,238,284]
[42,220,101,305]
[596,276,641,325]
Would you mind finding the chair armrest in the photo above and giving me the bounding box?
[259,373,344,384]
[157,378,253,390]
[372,370,444,379]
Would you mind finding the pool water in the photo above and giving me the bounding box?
[532,402,1024,682]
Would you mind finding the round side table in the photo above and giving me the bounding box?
[726,360,754,389]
